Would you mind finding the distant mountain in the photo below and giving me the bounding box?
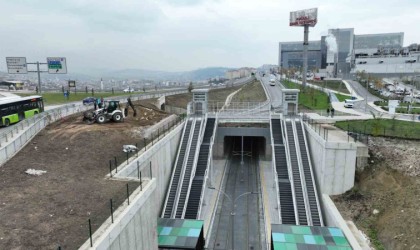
[99,67,233,81]
[1,67,235,82]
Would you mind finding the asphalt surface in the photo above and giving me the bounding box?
[346,80,382,112]
[257,75,284,108]
[209,138,263,250]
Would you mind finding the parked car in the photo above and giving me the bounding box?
[123,88,135,93]
[82,97,96,105]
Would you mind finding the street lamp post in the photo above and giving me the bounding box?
[209,187,259,250]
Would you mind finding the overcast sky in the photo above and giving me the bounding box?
[0,0,419,73]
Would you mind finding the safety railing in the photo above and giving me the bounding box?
[182,114,207,218]
[197,114,218,219]
[208,102,270,118]
[269,114,282,222]
[282,119,299,224]
[297,120,324,226]
[291,120,312,225]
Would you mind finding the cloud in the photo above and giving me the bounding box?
[0,0,419,72]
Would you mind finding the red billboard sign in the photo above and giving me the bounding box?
[290,8,318,27]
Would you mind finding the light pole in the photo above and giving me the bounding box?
[209,187,259,250]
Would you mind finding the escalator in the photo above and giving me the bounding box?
[271,119,296,225]
[285,121,308,225]
[184,118,216,219]
[295,121,323,226]
[175,120,202,218]
[162,119,193,218]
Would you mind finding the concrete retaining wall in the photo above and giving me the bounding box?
[321,194,371,250]
[305,123,357,195]
[115,122,183,210]
[79,179,158,250]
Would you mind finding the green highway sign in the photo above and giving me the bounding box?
[47,57,67,74]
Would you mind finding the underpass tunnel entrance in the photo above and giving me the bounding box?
[223,136,266,157]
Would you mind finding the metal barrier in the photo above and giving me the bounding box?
[208,102,270,118]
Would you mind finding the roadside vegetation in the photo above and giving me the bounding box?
[335,118,420,139]
[282,80,348,110]
[308,80,350,94]
[231,80,267,102]
[17,91,155,105]
[165,85,243,108]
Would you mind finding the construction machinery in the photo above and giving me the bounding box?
[83,100,124,124]
[124,97,137,117]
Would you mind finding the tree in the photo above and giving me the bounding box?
[188,82,194,93]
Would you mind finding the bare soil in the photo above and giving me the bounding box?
[332,137,420,250]
[0,100,169,249]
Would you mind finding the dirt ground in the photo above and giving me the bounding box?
[0,100,169,249]
[231,80,267,103]
[332,137,420,250]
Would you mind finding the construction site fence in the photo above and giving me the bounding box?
[107,115,185,178]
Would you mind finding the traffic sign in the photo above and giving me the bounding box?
[6,57,28,74]
[68,80,76,88]
[47,57,67,74]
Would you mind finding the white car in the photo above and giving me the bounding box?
[344,99,355,108]
[123,88,135,93]
[269,79,276,86]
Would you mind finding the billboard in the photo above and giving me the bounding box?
[68,80,76,88]
[290,8,318,27]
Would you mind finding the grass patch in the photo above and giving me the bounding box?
[282,80,330,110]
[335,93,351,102]
[367,227,385,250]
[17,92,144,105]
[165,85,242,108]
[231,80,267,102]
[374,101,420,107]
[335,119,420,139]
[308,80,350,94]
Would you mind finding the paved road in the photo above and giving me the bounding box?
[257,75,284,108]
[208,137,263,250]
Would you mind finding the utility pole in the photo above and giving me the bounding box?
[27,61,48,94]
[302,24,309,88]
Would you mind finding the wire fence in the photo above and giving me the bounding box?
[303,114,369,144]
[58,175,150,249]
[107,115,185,178]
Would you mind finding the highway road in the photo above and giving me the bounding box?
[208,137,264,250]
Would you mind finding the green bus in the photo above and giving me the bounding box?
[0,95,44,126]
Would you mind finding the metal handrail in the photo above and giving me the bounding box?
[172,117,196,218]
[300,118,325,226]
[197,114,218,218]
[291,119,312,226]
[160,117,189,218]
[269,113,282,223]
[282,119,300,224]
[181,114,207,218]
